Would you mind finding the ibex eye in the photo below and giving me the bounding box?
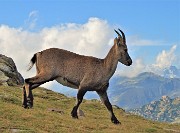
[124,49,128,52]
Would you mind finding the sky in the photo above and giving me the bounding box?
[0,0,179,93]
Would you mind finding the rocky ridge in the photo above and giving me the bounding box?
[129,96,180,123]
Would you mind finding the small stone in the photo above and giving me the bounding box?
[78,109,85,117]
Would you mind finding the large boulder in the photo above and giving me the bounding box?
[0,54,24,86]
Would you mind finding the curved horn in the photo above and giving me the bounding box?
[118,29,126,43]
[114,29,122,37]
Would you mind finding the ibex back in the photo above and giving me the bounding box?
[22,29,132,124]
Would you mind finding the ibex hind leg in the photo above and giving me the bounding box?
[23,73,53,109]
[22,86,28,108]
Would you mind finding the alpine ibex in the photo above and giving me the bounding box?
[22,29,132,124]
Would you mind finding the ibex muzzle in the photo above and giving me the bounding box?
[22,29,132,124]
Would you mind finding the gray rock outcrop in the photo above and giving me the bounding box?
[0,54,24,86]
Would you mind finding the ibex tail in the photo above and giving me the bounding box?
[27,54,37,71]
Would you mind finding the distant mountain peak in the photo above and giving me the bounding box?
[163,66,180,79]
[146,65,180,79]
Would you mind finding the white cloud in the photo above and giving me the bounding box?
[40,17,113,57]
[29,10,38,18]
[116,59,145,78]
[144,45,178,76]
[153,45,177,69]
[24,10,39,30]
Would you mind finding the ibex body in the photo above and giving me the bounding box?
[22,29,132,124]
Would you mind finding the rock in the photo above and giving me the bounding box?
[0,71,9,85]
[161,95,171,103]
[78,109,85,117]
[0,54,24,86]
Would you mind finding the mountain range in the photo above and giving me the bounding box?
[109,70,180,110]
[129,96,180,123]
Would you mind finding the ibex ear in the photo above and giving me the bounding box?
[114,37,120,46]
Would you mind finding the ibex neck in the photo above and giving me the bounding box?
[104,44,119,79]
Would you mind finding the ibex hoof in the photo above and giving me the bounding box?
[22,104,28,109]
[71,111,78,119]
[27,104,32,109]
[71,107,78,119]
[112,120,121,124]
[26,100,33,109]
[72,115,78,119]
[111,117,121,124]
[27,103,33,109]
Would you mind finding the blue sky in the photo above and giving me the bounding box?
[0,0,179,78]
[0,0,179,39]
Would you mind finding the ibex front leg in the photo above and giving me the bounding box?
[71,87,87,118]
[97,83,120,124]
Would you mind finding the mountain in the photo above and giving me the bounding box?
[146,65,180,79]
[0,85,180,132]
[163,66,180,79]
[108,72,180,110]
[129,96,180,123]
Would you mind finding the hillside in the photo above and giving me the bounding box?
[0,86,180,133]
[129,96,180,123]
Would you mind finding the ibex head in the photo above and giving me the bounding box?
[114,29,132,66]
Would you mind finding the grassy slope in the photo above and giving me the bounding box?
[0,86,179,133]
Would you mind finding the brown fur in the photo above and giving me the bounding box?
[22,29,132,124]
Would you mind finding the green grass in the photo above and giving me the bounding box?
[145,128,157,133]
[0,86,179,133]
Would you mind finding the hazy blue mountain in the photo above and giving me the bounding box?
[129,96,180,123]
[108,72,180,110]
[163,66,180,78]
